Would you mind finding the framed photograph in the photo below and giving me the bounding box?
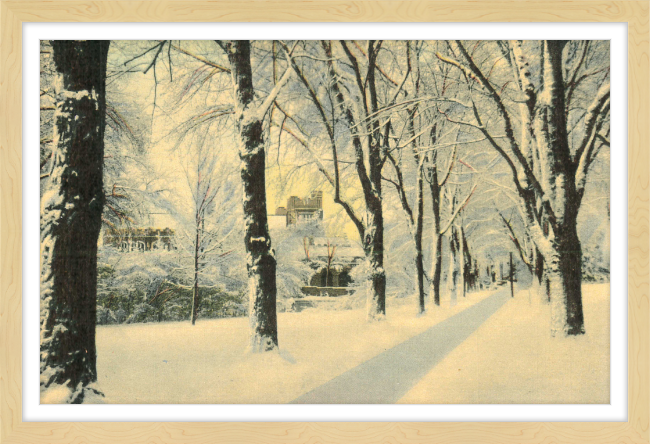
[1,1,648,443]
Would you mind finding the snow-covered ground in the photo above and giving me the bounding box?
[95,290,494,403]
[398,283,610,404]
[93,284,609,404]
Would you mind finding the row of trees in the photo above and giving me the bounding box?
[40,39,610,402]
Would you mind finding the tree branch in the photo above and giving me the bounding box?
[171,43,230,73]
[441,41,540,193]
[499,212,532,269]
[440,184,477,235]
[573,82,611,166]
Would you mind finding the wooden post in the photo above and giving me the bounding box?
[510,252,514,298]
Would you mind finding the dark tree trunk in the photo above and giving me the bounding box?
[548,212,585,336]
[459,225,470,297]
[534,248,550,304]
[447,227,460,305]
[191,226,200,325]
[415,240,425,313]
[430,233,443,306]
[414,176,425,313]
[322,40,386,321]
[40,40,110,403]
[536,41,585,336]
[535,248,544,286]
[363,198,386,320]
[451,40,608,337]
[510,252,515,298]
[412,157,426,313]
[446,190,460,305]
[428,165,442,306]
[227,40,278,351]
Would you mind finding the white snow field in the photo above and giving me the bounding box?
[94,284,608,404]
[399,283,610,404]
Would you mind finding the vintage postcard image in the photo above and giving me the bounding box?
[39,40,610,404]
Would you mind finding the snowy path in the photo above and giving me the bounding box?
[290,289,511,404]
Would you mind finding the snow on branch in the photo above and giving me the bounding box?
[573,81,611,179]
[440,184,477,235]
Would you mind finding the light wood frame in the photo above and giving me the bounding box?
[1,1,647,443]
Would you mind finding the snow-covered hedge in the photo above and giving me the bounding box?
[96,247,246,324]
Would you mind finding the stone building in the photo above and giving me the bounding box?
[102,227,175,252]
[286,190,323,225]
[268,190,324,227]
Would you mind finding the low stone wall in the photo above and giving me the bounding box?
[300,286,354,297]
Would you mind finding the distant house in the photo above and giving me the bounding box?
[287,191,323,225]
[103,227,175,252]
[268,191,324,227]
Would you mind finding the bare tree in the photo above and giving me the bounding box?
[381,41,430,313]
[175,134,234,325]
[278,40,413,320]
[438,40,609,335]
[223,40,292,350]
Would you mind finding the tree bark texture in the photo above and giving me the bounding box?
[534,41,585,335]
[427,158,443,306]
[447,227,460,305]
[40,40,110,403]
[227,40,279,351]
[414,167,425,313]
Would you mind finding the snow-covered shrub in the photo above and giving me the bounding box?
[126,303,158,323]
[96,306,117,325]
[198,288,246,319]
[162,303,188,322]
[220,300,248,317]
[96,245,249,324]
[582,243,609,283]
[114,308,128,324]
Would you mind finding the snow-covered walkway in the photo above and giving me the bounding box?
[291,289,510,403]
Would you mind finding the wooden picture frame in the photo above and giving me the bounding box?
[1,1,647,442]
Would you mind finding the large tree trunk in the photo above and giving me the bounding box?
[414,223,425,313]
[227,40,278,351]
[322,40,386,321]
[428,163,442,306]
[534,41,585,335]
[40,40,109,403]
[450,40,607,337]
[548,214,585,336]
[414,159,426,313]
[415,238,425,313]
[363,198,386,320]
[459,225,467,297]
[430,233,443,306]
